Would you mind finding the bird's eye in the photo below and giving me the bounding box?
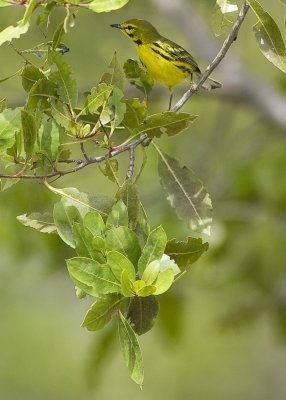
[126,25,133,31]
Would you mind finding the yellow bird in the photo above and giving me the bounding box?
[111,18,222,108]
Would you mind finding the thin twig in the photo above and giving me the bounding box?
[127,147,135,179]
[0,134,148,181]
[172,1,250,112]
[80,142,90,162]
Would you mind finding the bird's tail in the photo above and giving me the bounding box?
[206,77,222,90]
[194,72,222,91]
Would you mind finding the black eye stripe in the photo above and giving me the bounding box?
[126,25,134,30]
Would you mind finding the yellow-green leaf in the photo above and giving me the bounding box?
[118,311,144,387]
[127,296,159,335]
[248,0,286,74]
[156,146,212,235]
[87,0,129,13]
[81,294,122,331]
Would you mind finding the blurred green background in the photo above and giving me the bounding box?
[1,0,286,398]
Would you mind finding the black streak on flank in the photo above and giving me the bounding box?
[175,64,191,73]
[134,39,143,45]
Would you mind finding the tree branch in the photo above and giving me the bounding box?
[126,147,135,179]
[172,1,250,112]
[150,0,286,128]
[0,134,148,181]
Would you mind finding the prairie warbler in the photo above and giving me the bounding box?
[111,19,222,108]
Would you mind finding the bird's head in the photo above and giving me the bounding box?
[111,19,160,44]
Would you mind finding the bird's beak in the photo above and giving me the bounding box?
[110,23,121,29]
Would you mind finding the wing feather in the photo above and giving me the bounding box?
[160,38,201,73]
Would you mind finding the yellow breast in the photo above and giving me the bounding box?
[137,44,188,88]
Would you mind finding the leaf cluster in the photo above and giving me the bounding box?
[18,181,209,385]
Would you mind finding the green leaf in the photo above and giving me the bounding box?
[53,202,82,248]
[0,108,21,154]
[17,212,57,234]
[108,86,126,134]
[107,250,136,282]
[216,0,238,13]
[52,22,65,50]
[39,118,62,160]
[73,223,106,263]
[165,237,209,270]
[138,225,167,277]
[99,158,119,184]
[124,59,154,97]
[156,147,212,235]
[49,51,78,109]
[116,180,140,230]
[248,0,286,74]
[26,78,57,112]
[127,296,159,335]
[87,0,129,12]
[137,203,150,239]
[133,112,197,140]
[118,310,144,387]
[0,24,29,47]
[0,178,20,192]
[5,127,21,160]
[106,226,141,266]
[21,0,37,25]
[106,200,128,229]
[142,255,180,287]
[122,98,147,133]
[83,211,106,237]
[101,52,125,90]
[82,83,113,115]
[141,260,160,285]
[47,186,114,218]
[21,64,45,92]
[0,0,36,46]
[211,1,238,37]
[21,110,37,160]
[133,280,156,297]
[50,100,79,136]
[67,257,121,296]
[81,294,122,331]
[153,269,175,295]
[92,235,107,254]
[121,269,134,297]
[0,67,23,84]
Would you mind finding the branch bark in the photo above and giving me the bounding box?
[0,134,148,181]
[172,1,249,112]
[150,0,286,127]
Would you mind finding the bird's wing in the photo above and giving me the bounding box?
[162,38,201,73]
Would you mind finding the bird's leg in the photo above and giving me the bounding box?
[168,87,173,111]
